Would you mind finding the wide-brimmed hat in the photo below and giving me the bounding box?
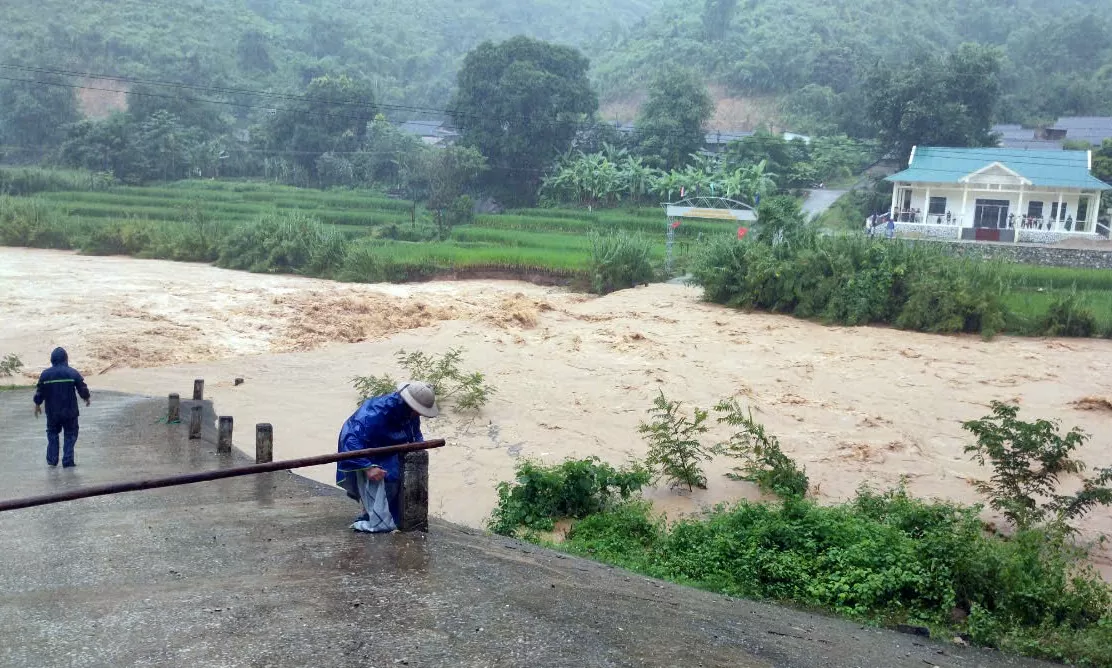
[397,381,439,418]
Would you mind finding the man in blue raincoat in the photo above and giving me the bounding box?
[336,381,438,532]
[33,347,91,468]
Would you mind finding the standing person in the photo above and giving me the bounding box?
[336,381,438,533]
[32,347,91,468]
[886,216,896,239]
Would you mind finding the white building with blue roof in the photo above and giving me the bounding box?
[884,146,1110,242]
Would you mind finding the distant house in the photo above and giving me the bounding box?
[1049,117,1112,147]
[884,146,1110,242]
[993,117,1112,149]
[991,124,1063,151]
[397,120,459,146]
[703,129,755,153]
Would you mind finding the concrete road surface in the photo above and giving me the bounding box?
[0,389,1052,668]
[802,188,848,220]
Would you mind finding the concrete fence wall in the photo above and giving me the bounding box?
[936,242,1112,269]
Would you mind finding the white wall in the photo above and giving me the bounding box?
[894,186,1101,232]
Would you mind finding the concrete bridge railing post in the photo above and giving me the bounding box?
[217,416,233,454]
[189,405,202,440]
[192,379,205,401]
[167,393,180,423]
[399,449,429,532]
[255,424,273,464]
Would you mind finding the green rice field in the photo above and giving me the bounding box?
[0,175,710,279]
[3,172,1112,336]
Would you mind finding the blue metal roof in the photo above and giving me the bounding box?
[886,146,1109,190]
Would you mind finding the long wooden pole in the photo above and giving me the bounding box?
[0,440,446,513]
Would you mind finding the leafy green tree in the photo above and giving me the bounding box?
[135,111,204,181]
[355,116,425,188]
[59,114,143,182]
[237,29,277,73]
[425,145,487,238]
[702,0,738,41]
[866,44,1002,160]
[451,36,598,204]
[0,76,80,150]
[127,84,225,134]
[265,73,376,176]
[636,67,714,170]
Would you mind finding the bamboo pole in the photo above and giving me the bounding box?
[0,440,446,513]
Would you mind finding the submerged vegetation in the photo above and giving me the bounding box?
[490,396,1112,666]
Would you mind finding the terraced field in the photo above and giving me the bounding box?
[7,178,730,278]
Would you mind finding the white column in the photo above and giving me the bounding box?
[960,185,969,229]
[1056,191,1064,230]
[1089,190,1098,232]
[889,184,899,219]
[1015,185,1025,244]
[923,186,930,223]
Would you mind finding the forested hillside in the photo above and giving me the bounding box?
[0,0,652,112]
[4,0,1112,129]
[590,0,1112,130]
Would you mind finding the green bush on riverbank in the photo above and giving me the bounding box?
[689,200,1112,337]
[489,400,1112,667]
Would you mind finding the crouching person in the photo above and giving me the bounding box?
[336,381,438,533]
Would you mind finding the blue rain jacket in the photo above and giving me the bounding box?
[336,393,423,485]
[33,348,90,422]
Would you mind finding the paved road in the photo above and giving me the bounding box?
[0,389,1051,667]
[801,189,848,220]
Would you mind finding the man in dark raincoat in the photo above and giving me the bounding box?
[33,347,91,468]
[336,381,438,532]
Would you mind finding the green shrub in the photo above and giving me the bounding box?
[690,232,1009,337]
[0,196,73,249]
[352,348,494,413]
[488,457,651,536]
[0,353,23,377]
[963,401,1112,531]
[217,212,347,277]
[714,399,809,499]
[560,488,1112,665]
[1039,292,1098,337]
[0,167,113,195]
[588,228,655,294]
[639,391,712,491]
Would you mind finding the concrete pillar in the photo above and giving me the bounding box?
[399,450,429,533]
[218,416,233,454]
[1056,191,1065,230]
[1015,186,1025,244]
[189,405,202,440]
[1091,191,1102,232]
[889,183,899,219]
[193,379,204,401]
[960,185,969,229]
[255,424,273,464]
[923,186,931,223]
[168,393,180,423]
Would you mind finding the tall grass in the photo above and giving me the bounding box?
[0,167,113,196]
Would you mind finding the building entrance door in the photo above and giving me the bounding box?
[974,199,1009,229]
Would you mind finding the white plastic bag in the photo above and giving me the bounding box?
[350,476,398,534]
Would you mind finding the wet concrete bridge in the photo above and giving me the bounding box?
[0,390,1049,667]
